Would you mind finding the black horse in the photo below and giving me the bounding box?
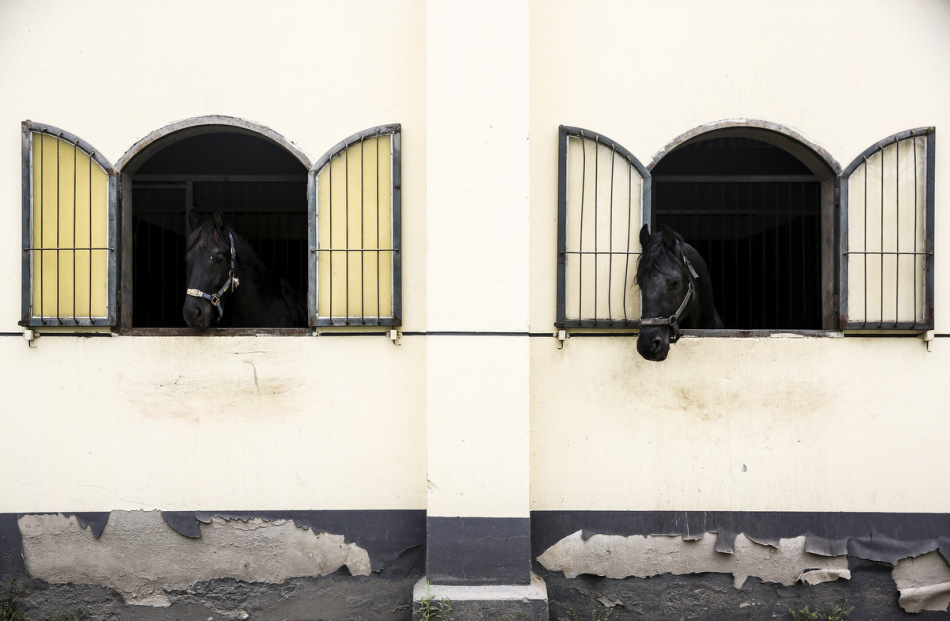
[635,224,723,361]
[183,212,306,329]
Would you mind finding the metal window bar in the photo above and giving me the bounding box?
[556,126,650,329]
[21,122,116,327]
[839,128,934,330]
[311,124,401,327]
[652,177,821,330]
[130,177,306,328]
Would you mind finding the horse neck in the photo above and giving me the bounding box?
[682,243,721,328]
[229,240,277,313]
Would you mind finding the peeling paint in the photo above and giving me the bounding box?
[537,530,849,588]
[798,568,851,585]
[18,511,371,606]
[893,551,950,613]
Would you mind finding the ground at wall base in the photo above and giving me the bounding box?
[538,562,949,621]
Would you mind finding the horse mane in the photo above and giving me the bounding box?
[635,227,686,285]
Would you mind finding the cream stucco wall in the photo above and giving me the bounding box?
[0,0,428,513]
[0,0,948,520]
[528,0,950,512]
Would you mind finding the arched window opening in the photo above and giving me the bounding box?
[126,131,308,329]
[651,133,830,330]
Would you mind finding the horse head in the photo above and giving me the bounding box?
[183,212,239,329]
[635,224,721,361]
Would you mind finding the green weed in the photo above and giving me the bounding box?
[417,581,452,621]
[789,600,853,621]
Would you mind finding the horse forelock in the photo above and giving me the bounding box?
[636,229,686,285]
[186,221,226,254]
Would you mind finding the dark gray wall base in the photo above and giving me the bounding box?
[538,561,947,621]
[14,575,421,621]
[0,514,26,580]
[531,510,950,564]
[426,516,531,585]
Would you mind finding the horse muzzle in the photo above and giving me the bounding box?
[183,295,215,329]
[637,326,672,362]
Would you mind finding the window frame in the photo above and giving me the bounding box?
[22,118,402,334]
[555,122,936,337]
[20,121,118,328]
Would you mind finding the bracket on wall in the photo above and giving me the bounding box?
[922,331,935,352]
[556,329,567,350]
[23,329,38,348]
[389,329,401,346]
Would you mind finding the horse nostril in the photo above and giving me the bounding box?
[652,337,662,351]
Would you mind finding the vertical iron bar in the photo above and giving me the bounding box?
[329,154,333,324]
[757,183,769,328]
[785,183,792,326]
[623,159,632,322]
[913,136,918,324]
[377,132,382,322]
[56,134,61,323]
[39,134,45,322]
[345,144,350,324]
[72,140,77,322]
[88,147,93,321]
[607,146,615,322]
[359,135,365,325]
[556,127,568,326]
[732,184,752,326]
[863,156,868,328]
[880,146,884,327]
[578,133,586,321]
[747,183,752,327]
[593,136,599,322]
[895,139,900,326]
[800,183,806,325]
[770,185,777,327]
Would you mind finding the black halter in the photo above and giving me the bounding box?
[186,232,239,320]
[639,248,700,343]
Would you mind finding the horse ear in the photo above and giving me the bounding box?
[660,224,677,249]
[639,224,651,249]
[212,211,225,230]
[188,210,200,230]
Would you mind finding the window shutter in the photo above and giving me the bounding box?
[839,128,934,330]
[310,125,401,327]
[556,126,650,328]
[21,122,117,327]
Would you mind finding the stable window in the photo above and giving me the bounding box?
[555,123,935,334]
[21,119,401,333]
